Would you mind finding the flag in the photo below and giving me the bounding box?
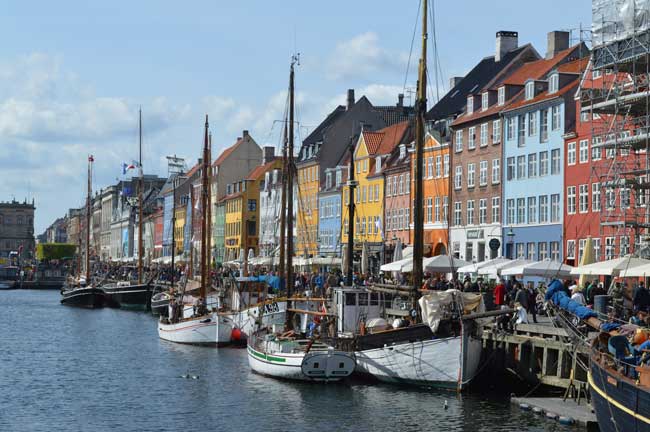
[88,155,94,162]
[122,162,136,175]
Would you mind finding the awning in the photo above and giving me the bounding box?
[456,257,510,274]
[501,259,574,278]
[570,255,650,276]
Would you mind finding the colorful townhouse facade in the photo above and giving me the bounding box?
[383,136,412,260]
[318,165,346,257]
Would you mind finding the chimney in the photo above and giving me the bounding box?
[347,89,355,110]
[495,31,518,62]
[262,146,275,164]
[242,130,249,139]
[449,76,464,89]
[198,158,203,166]
[397,93,404,108]
[546,31,570,59]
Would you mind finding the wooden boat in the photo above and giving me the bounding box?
[101,280,153,311]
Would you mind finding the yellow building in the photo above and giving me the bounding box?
[174,205,186,256]
[222,159,282,262]
[341,122,409,262]
[296,162,319,258]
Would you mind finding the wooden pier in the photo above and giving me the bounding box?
[480,316,591,390]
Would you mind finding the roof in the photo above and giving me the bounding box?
[373,104,414,125]
[246,159,278,181]
[427,44,537,121]
[502,78,577,113]
[557,57,589,74]
[500,46,576,85]
[218,192,243,203]
[301,105,347,148]
[363,121,410,156]
[213,135,250,167]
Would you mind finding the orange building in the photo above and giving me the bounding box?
[411,132,450,256]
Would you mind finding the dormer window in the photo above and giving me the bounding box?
[336,169,342,187]
[549,73,559,94]
[481,92,489,111]
[525,81,535,100]
[498,87,505,106]
[467,96,474,114]
[326,172,332,189]
[375,156,382,174]
[399,144,406,159]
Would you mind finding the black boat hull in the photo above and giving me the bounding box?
[151,297,169,316]
[60,287,106,308]
[102,284,152,310]
[590,356,650,432]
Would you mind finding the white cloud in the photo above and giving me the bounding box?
[326,32,408,81]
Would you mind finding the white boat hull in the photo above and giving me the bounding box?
[222,301,287,342]
[354,331,483,390]
[158,313,226,346]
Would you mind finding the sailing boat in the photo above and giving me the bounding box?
[157,116,229,345]
[61,155,108,308]
[325,1,485,390]
[247,55,356,381]
[102,109,155,310]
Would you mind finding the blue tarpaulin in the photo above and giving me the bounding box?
[545,279,598,320]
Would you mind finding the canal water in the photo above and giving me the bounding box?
[0,290,572,432]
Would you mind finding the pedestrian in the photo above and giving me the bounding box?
[633,281,650,313]
[514,283,528,311]
[493,278,506,308]
[526,282,538,323]
[570,285,586,305]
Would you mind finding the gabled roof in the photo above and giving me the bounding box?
[213,136,248,167]
[302,105,347,148]
[427,44,538,121]
[246,159,279,181]
[501,78,578,113]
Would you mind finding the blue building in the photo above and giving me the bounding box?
[501,59,584,262]
[318,166,345,257]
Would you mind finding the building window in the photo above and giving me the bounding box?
[579,184,589,213]
[498,86,505,105]
[468,126,476,149]
[482,92,489,111]
[518,115,526,146]
[516,198,525,224]
[426,197,433,223]
[527,242,536,261]
[540,109,549,142]
[567,142,576,165]
[479,160,488,186]
[398,174,404,195]
[517,155,526,179]
[506,199,515,225]
[551,149,561,175]
[566,240,576,259]
[454,166,462,190]
[621,236,630,255]
[591,182,601,212]
[493,119,501,144]
[480,123,488,146]
[593,238,601,261]
[528,112,537,136]
[579,139,589,163]
[467,200,475,225]
[443,197,449,222]
[479,198,487,224]
[551,194,560,222]
[605,237,615,260]
[435,156,442,178]
[427,157,434,178]
[528,197,537,224]
[492,196,500,223]
[606,187,615,209]
[567,186,577,214]
[516,243,525,259]
[551,105,561,130]
[455,130,463,152]
[467,242,475,261]
[539,151,549,176]
[539,242,549,260]
[467,96,474,114]
[507,157,515,181]
[506,117,515,141]
[539,195,549,223]
[578,239,587,263]
[525,81,535,100]
[492,159,501,184]
[549,73,559,93]
[528,153,537,178]
[621,188,631,209]
[592,137,602,160]
[443,155,449,177]
[434,197,441,222]
[467,163,475,188]
[454,202,462,226]
[550,241,560,261]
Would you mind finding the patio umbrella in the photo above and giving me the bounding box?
[380,257,412,272]
[422,255,470,273]
[393,238,403,262]
[361,242,369,275]
[578,237,594,287]
[501,259,574,278]
[477,259,533,278]
[570,255,650,276]
[457,257,510,274]
[341,245,348,275]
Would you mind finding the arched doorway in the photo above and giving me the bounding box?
[433,242,447,256]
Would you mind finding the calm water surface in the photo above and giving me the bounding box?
[0,290,573,432]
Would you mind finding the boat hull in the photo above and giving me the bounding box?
[60,287,106,308]
[222,301,287,344]
[158,313,230,346]
[589,356,650,432]
[102,283,152,311]
[151,297,169,316]
[354,330,482,391]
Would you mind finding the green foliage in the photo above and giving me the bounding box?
[36,243,77,260]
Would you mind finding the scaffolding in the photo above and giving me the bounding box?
[581,0,650,257]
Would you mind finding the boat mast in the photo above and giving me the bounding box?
[346,144,356,286]
[412,0,428,307]
[171,177,177,290]
[200,115,210,300]
[138,108,144,284]
[189,185,194,279]
[206,132,212,285]
[286,56,297,296]
[278,120,288,287]
[86,155,93,282]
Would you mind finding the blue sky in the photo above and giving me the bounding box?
[0,0,591,233]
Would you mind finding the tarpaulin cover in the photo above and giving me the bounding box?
[593,0,650,44]
[418,289,484,333]
[601,322,622,332]
[545,279,598,320]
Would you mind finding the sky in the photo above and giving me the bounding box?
[0,0,591,234]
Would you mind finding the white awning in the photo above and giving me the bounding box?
[501,259,574,278]
[570,255,650,276]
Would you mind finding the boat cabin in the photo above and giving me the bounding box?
[332,287,383,334]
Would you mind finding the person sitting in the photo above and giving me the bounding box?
[570,285,586,305]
